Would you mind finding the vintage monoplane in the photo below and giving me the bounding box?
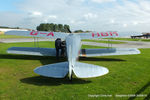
[5,31,141,80]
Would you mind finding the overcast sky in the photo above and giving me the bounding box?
[0,0,150,32]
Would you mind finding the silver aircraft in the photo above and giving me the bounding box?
[5,31,141,80]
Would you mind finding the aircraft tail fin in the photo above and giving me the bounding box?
[73,62,109,78]
[34,62,69,78]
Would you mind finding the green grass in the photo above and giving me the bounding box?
[105,38,150,42]
[0,34,32,39]
[82,39,125,44]
[0,41,150,100]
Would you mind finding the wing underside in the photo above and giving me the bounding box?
[7,47,56,56]
[80,48,140,57]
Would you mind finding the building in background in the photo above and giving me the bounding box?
[131,33,150,39]
[0,26,32,35]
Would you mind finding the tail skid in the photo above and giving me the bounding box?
[34,61,109,79]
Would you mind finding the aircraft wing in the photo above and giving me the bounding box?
[5,30,69,39]
[79,32,142,39]
[80,48,140,57]
[7,47,56,56]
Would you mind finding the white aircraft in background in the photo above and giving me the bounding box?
[5,31,141,80]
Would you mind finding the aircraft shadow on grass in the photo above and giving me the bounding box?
[0,54,56,60]
[128,81,150,100]
[0,54,62,64]
[0,54,126,65]
[0,54,125,85]
[20,76,91,86]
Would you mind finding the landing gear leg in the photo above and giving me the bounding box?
[69,74,73,82]
[56,49,60,61]
[55,38,61,61]
[69,71,73,82]
[70,73,73,82]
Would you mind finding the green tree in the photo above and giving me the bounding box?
[49,23,54,31]
[58,24,63,32]
[36,23,71,32]
[64,24,71,33]
[74,30,84,33]
[38,23,46,31]
[54,24,59,32]
[45,23,50,31]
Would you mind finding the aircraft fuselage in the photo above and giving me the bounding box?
[66,34,81,79]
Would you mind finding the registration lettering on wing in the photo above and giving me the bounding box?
[92,32,118,37]
[30,31,54,37]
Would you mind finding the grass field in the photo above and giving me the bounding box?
[0,41,150,100]
[82,39,125,44]
[104,38,150,42]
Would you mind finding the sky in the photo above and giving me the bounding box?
[0,0,150,32]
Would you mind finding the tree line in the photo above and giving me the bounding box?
[0,26,20,29]
[74,30,91,33]
[36,23,71,33]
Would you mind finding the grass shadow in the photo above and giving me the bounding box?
[0,54,125,65]
[0,54,67,65]
[20,76,91,86]
[0,54,52,60]
[40,57,67,65]
[79,57,126,62]
[128,81,150,100]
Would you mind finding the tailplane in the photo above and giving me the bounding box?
[34,62,69,78]
[34,61,109,79]
[73,62,109,78]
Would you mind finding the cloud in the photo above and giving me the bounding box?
[83,13,98,20]
[48,15,57,19]
[91,0,116,3]
[132,21,138,25]
[123,24,127,27]
[110,19,115,23]
[0,0,150,32]
[31,11,42,16]
[0,12,24,27]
